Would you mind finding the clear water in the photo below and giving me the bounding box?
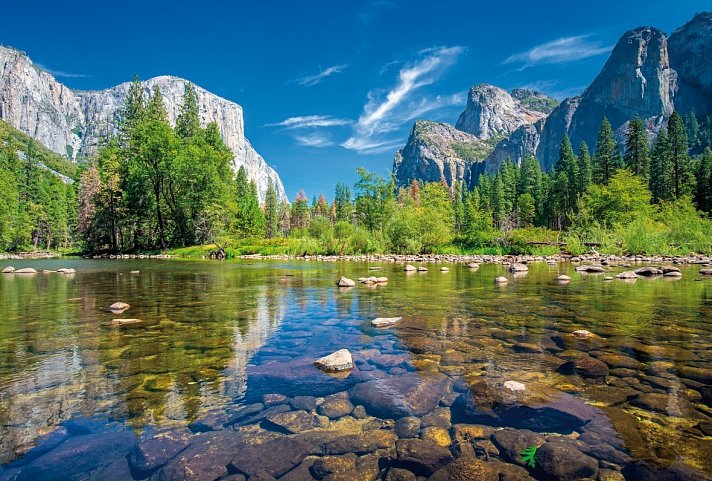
[0,259,710,477]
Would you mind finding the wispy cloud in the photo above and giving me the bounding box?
[295,64,348,86]
[266,115,352,129]
[37,64,90,78]
[342,46,466,154]
[504,35,612,68]
[294,133,334,148]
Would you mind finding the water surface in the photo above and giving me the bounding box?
[0,259,710,479]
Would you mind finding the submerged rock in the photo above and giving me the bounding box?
[317,392,354,419]
[111,318,143,326]
[265,410,317,434]
[536,441,599,481]
[491,429,544,467]
[395,439,453,476]
[349,372,451,418]
[428,455,499,481]
[314,349,354,373]
[17,431,137,481]
[557,356,609,378]
[128,429,192,476]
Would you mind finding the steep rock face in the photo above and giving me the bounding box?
[0,46,286,202]
[0,46,84,158]
[562,27,675,157]
[393,121,486,189]
[455,84,552,140]
[483,120,544,174]
[669,12,712,117]
[77,77,286,202]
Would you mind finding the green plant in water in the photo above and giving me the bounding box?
[520,445,538,468]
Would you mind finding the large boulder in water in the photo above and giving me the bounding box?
[17,431,137,481]
[349,372,451,418]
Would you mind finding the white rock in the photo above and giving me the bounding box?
[495,276,509,284]
[572,329,592,339]
[503,380,526,392]
[336,276,356,287]
[2,266,15,273]
[509,263,528,272]
[314,349,353,372]
[440,267,449,272]
[417,266,429,272]
[57,268,76,274]
[468,263,480,269]
[616,271,638,279]
[14,268,38,274]
[371,317,402,328]
[111,318,143,326]
[109,302,131,312]
[404,264,417,272]
[375,277,388,283]
[557,275,571,281]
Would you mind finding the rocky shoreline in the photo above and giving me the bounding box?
[239,252,712,267]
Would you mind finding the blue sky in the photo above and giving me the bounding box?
[3,0,708,199]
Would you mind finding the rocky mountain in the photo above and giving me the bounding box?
[669,12,712,118]
[393,12,712,186]
[455,84,555,140]
[392,120,487,188]
[0,45,286,202]
[395,86,555,187]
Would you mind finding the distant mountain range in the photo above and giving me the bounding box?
[0,46,286,202]
[393,11,712,189]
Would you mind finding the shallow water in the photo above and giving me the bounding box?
[0,259,711,480]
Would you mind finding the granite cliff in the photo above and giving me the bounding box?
[0,45,286,201]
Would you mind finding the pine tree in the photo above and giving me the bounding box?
[176,82,200,139]
[577,141,592,195]
[119,74,145,144]
[650,128,672,202]
[668,111,695,199]
[555,135,580,208]
[624,115,650,180]
[685,110,700,150]
[695,147,712,213]
[233,166,265,237]
[145,85,168,123]
[334,181,353,221]
[264,180,279,238]
[290,190,310,230]
[593,117,622,184]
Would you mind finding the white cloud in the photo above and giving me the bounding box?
[266,115,352,129]
[504,35,612,68]
[342,46,465,154]
[296,64,348,86]
[37,64,90,78]
[294,133,334,148]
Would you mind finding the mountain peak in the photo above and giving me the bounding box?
[455,83,555,140]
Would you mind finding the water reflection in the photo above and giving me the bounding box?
[0,259,710,475]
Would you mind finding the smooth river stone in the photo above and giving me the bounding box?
[349,372,451,418]
[313,349,353,373]
[371,317,402,328]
